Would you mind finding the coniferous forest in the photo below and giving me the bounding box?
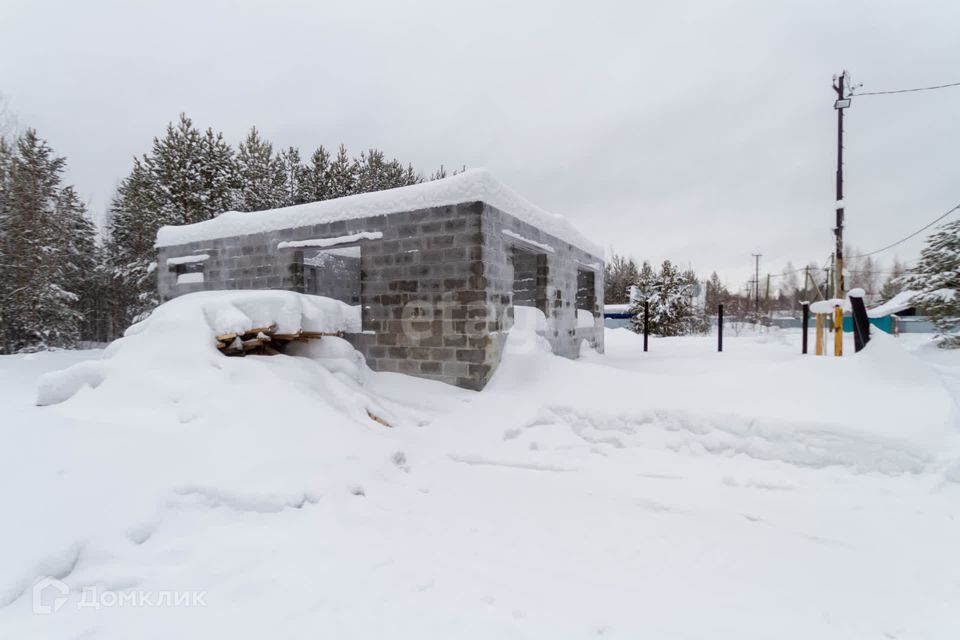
[0,113,459,353]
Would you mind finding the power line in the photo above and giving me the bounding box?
[854,80,960,97]
[860,201,960,257]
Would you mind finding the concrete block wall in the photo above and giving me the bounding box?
[156,200,604,390]
[480,204,605,379]
[158,202,493,389]
[350,202,492,389]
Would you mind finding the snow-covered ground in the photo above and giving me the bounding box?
[2,315,959,638]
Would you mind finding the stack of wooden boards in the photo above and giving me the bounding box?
[215,324,344,356]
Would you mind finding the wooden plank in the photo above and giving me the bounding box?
[215,323,277,343]
[241,337,269,350]
[366,410,392,428]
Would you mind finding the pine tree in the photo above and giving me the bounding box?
[0,130,95,352]
[277,146,307,206]
[0,135,14,352]
[354,148,391,193]
[0,93,16,138]
[402,162,421,186]
[327,144,356,199]
[200,126,239,215]
[901,221,960,347]
[236,127,286,212]
[879,258,907,302]
[628,260,656,334]
[302,145,331,202]
[145,114,212,224]
[603,252,639,304]
[704,271,730,311]
[629,260,706,336]
[105,114,237,327]
[57,185,98,328]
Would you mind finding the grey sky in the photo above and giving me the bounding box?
[2,0,957,287]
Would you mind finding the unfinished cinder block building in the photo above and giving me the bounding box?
[155,170,604,390]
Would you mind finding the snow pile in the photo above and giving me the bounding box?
[36,291,361,407]
[4,318,960,637]
[277,231,383,249]
[503,305,552,355]
[809,297,849,314]
[809,289,865,315]
[155,168,602,256]
[166,254,209,266]
[4,296,449,626]
[487,327,960,478]
[576,309,596,328]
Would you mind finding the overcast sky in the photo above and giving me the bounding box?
[2,0,957,287]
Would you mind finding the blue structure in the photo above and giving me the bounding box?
[603,304,635,329]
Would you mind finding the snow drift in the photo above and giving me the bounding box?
[36,290,361,407]
[4,308,960,638]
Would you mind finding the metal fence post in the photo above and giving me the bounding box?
[643,299,649,352]
[717,303,723,352]
[801,302,809,354]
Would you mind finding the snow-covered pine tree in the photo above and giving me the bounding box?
[0,135,13,351]
[56,185,98,336]
[354,148,390,194]
[277,146,307,206]
[106,115,239,327]
[327,144,356,199]
[0,130,95,352]
[628,260,656,333]
[200,126,238,215]
[105,159,161,325]
[629,260,706,336]
[236,126,286,212]
[402,162,421,187]
[901,220,960,347]
[651,260,684,336]
[385,158,404,188]
[144,114,212,225]
[302,146,331,202]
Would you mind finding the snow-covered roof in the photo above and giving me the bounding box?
[808,290,919,318]
[155,169,602,256]
[604,304,632,313]
[867,290,918,318]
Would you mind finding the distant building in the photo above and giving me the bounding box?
[603,303,635,329]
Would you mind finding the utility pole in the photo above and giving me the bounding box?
[833,71,850,300]
[764,273,771,321]
[752,253,762,316]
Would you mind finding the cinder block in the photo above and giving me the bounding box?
[156,200,604,391]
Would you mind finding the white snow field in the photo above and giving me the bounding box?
[2,296,960,639]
